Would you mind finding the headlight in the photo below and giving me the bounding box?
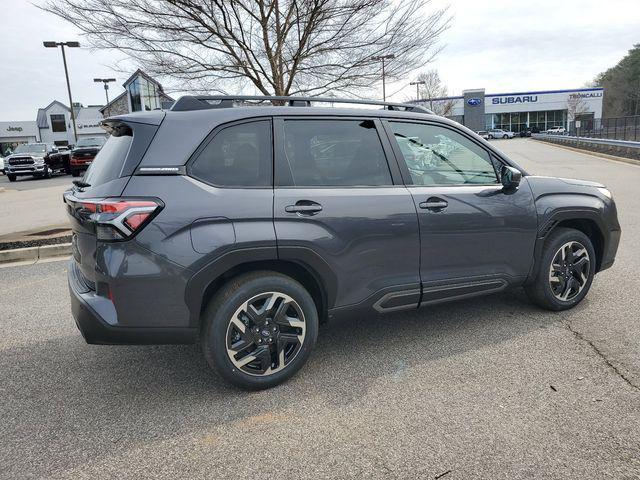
[597,187,612,199]
[34,156,45,164]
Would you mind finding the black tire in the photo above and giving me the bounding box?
[7,174,16,182]
[71,169,81,177]
[201,271,319,390]
[525,227,596,311]
[503,134,508,139]
[44,167,52,179]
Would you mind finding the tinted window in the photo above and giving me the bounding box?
[390,122,499,186]
[83,134,132,186]
[190,120,272,187]
[283,120,392,186]
[50,114,67,133]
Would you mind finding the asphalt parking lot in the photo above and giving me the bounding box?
[0,173,72,191]
[1,139,639,479]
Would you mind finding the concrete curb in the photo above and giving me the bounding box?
[532,138,640,166]
[0,243,71,264]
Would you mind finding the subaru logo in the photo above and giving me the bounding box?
[467,98,482,106]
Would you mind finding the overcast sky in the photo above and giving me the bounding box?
[1,0,639,120]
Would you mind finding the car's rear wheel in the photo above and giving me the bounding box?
[201,271,319,390]
[525,227,596,311]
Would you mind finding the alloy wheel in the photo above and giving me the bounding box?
[548,241,591,301]
[226,292,306,376]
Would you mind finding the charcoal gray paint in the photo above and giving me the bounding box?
[66,106,621,344]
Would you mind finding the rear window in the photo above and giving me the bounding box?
[83,134,132,186]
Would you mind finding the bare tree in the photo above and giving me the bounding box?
[566,94,590,122]
[42,0,451,97]
[413,69,454,115]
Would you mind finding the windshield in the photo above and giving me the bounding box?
[13,144,47,155]
[76,137,106,148]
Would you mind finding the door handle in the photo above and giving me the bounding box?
[419,197,448,211]
[285,201,323,215]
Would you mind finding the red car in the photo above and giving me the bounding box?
[70,137,106,177]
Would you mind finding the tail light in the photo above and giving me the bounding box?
[76,198,163,241]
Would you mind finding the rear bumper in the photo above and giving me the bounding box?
[68,259,196,345]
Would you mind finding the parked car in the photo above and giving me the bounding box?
[546,126,566,135]
[70,137,106,177]
[488,128,515,139]
[65,95,621,390]
[48,146,72,175]
[4,143,67,181]
[476,130,490,139]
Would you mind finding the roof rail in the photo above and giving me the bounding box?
[170,95,434,114]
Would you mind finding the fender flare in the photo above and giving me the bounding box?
[184,245,338,326]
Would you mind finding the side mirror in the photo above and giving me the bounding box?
[501,165,522,190]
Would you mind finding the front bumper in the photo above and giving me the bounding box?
[6,165,47,175]
[68,259,196,345]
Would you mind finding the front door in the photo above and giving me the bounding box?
[273,117,421,312]
[384,120,538,304]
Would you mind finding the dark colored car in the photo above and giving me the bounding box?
[65,96,621,390]
[48,146,72,175]
[519,126,540,137]
[70,137,106,177]
[4,143,67,181]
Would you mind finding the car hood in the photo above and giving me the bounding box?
[72,146,101,154]
[526,175,606,199]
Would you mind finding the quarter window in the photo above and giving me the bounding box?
[390,122,499,186]
[190,120,272,187]
[282,119,392,186]
[50,114,67,133]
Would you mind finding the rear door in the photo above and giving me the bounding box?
[273,117,421,313]
[383,120,538,303]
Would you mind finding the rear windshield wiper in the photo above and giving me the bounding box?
[72,180,91,188]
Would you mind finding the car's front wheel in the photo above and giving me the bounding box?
[525,227,596,311]
[201,271,319,390]
[7,174,16,182]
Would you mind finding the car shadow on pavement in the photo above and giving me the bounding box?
[1,288,569,477]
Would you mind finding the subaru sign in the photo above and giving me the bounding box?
[467,98,482,106]
[491,95,538,104]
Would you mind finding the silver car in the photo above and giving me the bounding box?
[488,128,515,139]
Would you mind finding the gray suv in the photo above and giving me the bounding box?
[65,96,621,390]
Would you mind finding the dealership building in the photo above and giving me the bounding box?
[414,87,604,133]
[0,70,172,157]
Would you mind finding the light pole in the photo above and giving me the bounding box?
[94,78,117,117]
[410,80,426,102]
[44,41,80,143]
[371,54,395,101]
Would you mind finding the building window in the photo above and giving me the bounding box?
[128,77,160,112]
[50,114,67,133]
[128,80,142,112]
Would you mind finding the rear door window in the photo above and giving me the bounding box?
[83,134,132,186]
[281,119,392,186]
